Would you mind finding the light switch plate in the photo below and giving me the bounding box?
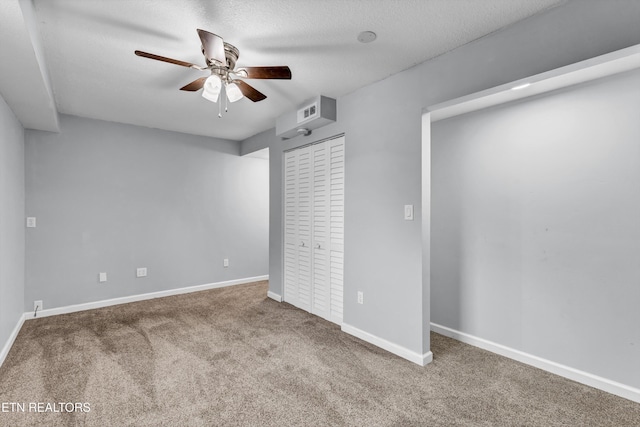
[404,205,414,220]
[26,217,37,228]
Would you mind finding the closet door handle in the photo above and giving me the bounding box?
[316,244,321,249]
[300,241,305,247]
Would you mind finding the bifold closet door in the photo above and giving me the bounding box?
[283,136,344,325]
[310,142,330,320]
[283,150,298,307]
[328,137,344,324]
[284,146,312,312]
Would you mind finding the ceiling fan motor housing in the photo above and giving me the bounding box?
[224,43,239,69]
[203,43,239,70]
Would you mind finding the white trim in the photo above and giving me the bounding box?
[0,313,26,368]
[28,275,269,320]
[267,291,283,302]
[431,323,640,403]
[342,323,433,366]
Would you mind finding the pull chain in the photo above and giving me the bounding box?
[217,84,229,118]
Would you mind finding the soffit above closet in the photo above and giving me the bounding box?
[428,44,640,121]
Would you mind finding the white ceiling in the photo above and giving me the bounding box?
[1,0,564,141]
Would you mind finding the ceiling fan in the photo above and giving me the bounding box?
[134,29,291,108]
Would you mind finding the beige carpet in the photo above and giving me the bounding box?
[0,281,638,426]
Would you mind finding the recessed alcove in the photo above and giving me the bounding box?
[422,44,640,402]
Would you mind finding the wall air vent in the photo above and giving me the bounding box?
[297,101,318,123]
[276,96,336,140]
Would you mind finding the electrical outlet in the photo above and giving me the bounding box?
[34,300,43,311]
[136,267,147,277]
[357,291,364,304]
[223,258,229,268]
[26,217,37,228]
[99,272,107,283]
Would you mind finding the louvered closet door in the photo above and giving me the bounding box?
[328,137,345,324]
[283,150,299,307]
[283,136,344,325]
[311,142,330,319]
[284,146,313,311]
[295,145,313,312]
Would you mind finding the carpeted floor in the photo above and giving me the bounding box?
[0,281,638,426]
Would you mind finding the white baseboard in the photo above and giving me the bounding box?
[267,291,283,302]
[431,322,640,403]
[0,313,26,368]
[28,275,269,320]
[342,323,433,366]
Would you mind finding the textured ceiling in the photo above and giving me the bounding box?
[3,0,564,141]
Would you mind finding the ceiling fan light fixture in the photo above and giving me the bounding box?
[202,74,222,102]
[136,28,290,105]
[226,82,244,103]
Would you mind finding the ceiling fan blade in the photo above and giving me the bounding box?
[135,50,203,69]
[235,80,267,102]
[180,77,208,92]
[238,66,292,79]
[197,29,226,65]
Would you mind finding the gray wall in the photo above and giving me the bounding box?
[431,70,640,389]
[25,115,268,310]
[241,0,640,358]
[0,93,25,348]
